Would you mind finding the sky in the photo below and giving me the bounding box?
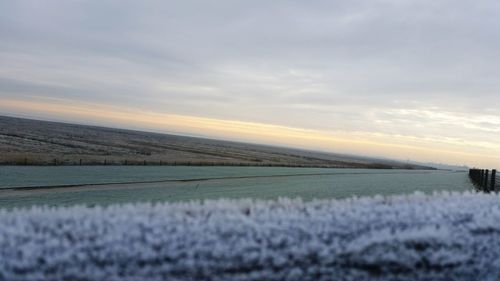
[1,0,500,167]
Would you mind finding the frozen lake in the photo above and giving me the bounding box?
[0,166,471,208]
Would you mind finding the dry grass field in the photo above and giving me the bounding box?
[0,116,431,169]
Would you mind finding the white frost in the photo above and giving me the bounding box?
[1,191,500,280]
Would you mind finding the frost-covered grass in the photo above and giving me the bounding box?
[1,191,499,281]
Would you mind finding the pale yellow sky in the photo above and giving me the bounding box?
[2,97,500,168]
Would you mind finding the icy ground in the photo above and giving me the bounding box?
[1,191,499,281]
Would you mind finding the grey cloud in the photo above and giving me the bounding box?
[1,0,500,141]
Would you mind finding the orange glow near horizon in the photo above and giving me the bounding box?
[2,97,500,168]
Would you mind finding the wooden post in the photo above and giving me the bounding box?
[79,159,82,166]
[479,169,482,185]
[144,160,146,166]
[54,159,57,166]
[485,170,490,192]
[476,169,479,184]
[491,169,497,192]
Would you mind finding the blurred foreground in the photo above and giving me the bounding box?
[0,191,498,281]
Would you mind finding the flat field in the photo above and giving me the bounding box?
[0,167,469,208]
[0,115,431,169]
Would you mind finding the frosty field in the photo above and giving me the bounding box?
[1,192,499,281]
[0,166,471,208]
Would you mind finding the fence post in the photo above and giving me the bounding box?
[491,169,497,192]
[485,170,490,192]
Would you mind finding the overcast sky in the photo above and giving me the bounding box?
[1,0,500,167]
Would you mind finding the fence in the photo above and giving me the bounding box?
[469,168,498,192]
[5,157,356,169]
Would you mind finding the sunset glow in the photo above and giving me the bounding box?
[3,97,500,167]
